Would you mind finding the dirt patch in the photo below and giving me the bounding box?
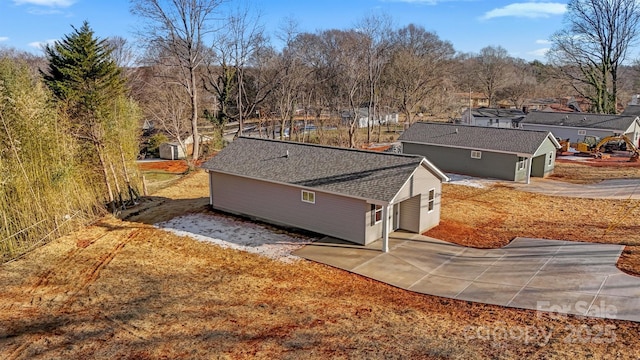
[137,160,190,173]
[550,160,640,183]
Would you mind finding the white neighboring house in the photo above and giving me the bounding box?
[159,134,213,160]
[461,108,526,128]
[342,108,399,128]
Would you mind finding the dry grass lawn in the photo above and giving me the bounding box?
[551,158,640,184]
[1,169,640,359]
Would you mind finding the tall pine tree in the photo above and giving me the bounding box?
[42,22,138,212]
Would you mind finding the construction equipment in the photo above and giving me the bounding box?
[575,135,640,161]
[556,138,570,154]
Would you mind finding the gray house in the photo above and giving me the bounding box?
[201,137,449,251]
[399,122,560,183]
[460,108,526,128]
[521,112,640,147]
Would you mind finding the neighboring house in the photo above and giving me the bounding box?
[201,137,449,251]
[159,134,213,160]
[399,122,560,183]
[454,92,490,110]
[341,108,399,128]
[521,112,640,147]
[460,108,526,128]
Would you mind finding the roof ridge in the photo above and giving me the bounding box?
[414,121,550,135]
[237,136,422,160]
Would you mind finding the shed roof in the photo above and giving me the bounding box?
[202,137,447,203]
[523,111,638,131]
[398,122,559,155]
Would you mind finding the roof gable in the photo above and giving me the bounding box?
[398,122,558,155]
[523,111,638,131]
[202,137,446,202]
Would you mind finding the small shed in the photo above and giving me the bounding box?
[201,137,449,251]
[521,112,640,147]
[399,122,560,183]
[159,142,185,160]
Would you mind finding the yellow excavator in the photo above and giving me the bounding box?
[575,135,640,161]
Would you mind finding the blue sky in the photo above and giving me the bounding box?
[0,0,568,62]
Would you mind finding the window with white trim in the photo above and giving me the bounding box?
[301,190,315,204]
[548,151,553,166]
[371,204,383,225]
[518,157,527,170]
[428,189,435,212]
[471,150,482,159]
[578,129,587,136]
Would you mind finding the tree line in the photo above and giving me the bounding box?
[126,0,640,160]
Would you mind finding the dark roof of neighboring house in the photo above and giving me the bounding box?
[398,122,559,155]
[469,107,526,119]
[201,137,448,203]
[523,111,639,131]
[621,105,640,116]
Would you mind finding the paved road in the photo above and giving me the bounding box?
[511,178,640,199]
[294,232,640,322]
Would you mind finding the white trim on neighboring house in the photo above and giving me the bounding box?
[301,190,315,204]
[578,129,587,136]
[471,150,482,159]
[427,188,436,212]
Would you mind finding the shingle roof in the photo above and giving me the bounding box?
[201,137,447,202]
[523,111,638,131]
[398,122,557,155]
[621,105,640,117]
[470,108,526,119]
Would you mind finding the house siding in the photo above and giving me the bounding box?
[399,195,420,232]
[210,172,367,244]
[402,142,518,181]
[521,124,625,144]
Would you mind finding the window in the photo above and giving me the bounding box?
[471,150,482,159]
[371,204,383,224]
[301,190,315,204]
[428,189,435,212]
[548,151,553,166]
[518,157,527,171]
[578,130,587,136]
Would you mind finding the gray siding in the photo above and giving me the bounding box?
[210,172,367,244]
[402,142,518,181]
[521,124,620,144]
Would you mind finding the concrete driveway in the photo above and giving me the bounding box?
[511,178,640,199]
[293,232,640,322]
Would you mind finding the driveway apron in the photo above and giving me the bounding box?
[293,232,640,322]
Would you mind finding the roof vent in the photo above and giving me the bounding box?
[285,150,289,158]
[455,128,458,134]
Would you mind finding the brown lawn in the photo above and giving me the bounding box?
[1,168,639,359]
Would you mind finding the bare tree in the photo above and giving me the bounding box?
[472,46,512,107]
[548,0,640,113]
[497,59,537,109]
[385,24,455,124]
[131,0,223,163]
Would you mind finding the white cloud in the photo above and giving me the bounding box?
[13,0,75,7]
[28,39,57,49]
[0,37,9,42]
[529,48,550,57]
[482,2,567,20]
[536,39,552,45]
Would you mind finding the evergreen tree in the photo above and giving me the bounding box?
[42,22,139,212]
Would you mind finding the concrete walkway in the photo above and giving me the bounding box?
[511,178,640,199]
[293,232,640,322]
